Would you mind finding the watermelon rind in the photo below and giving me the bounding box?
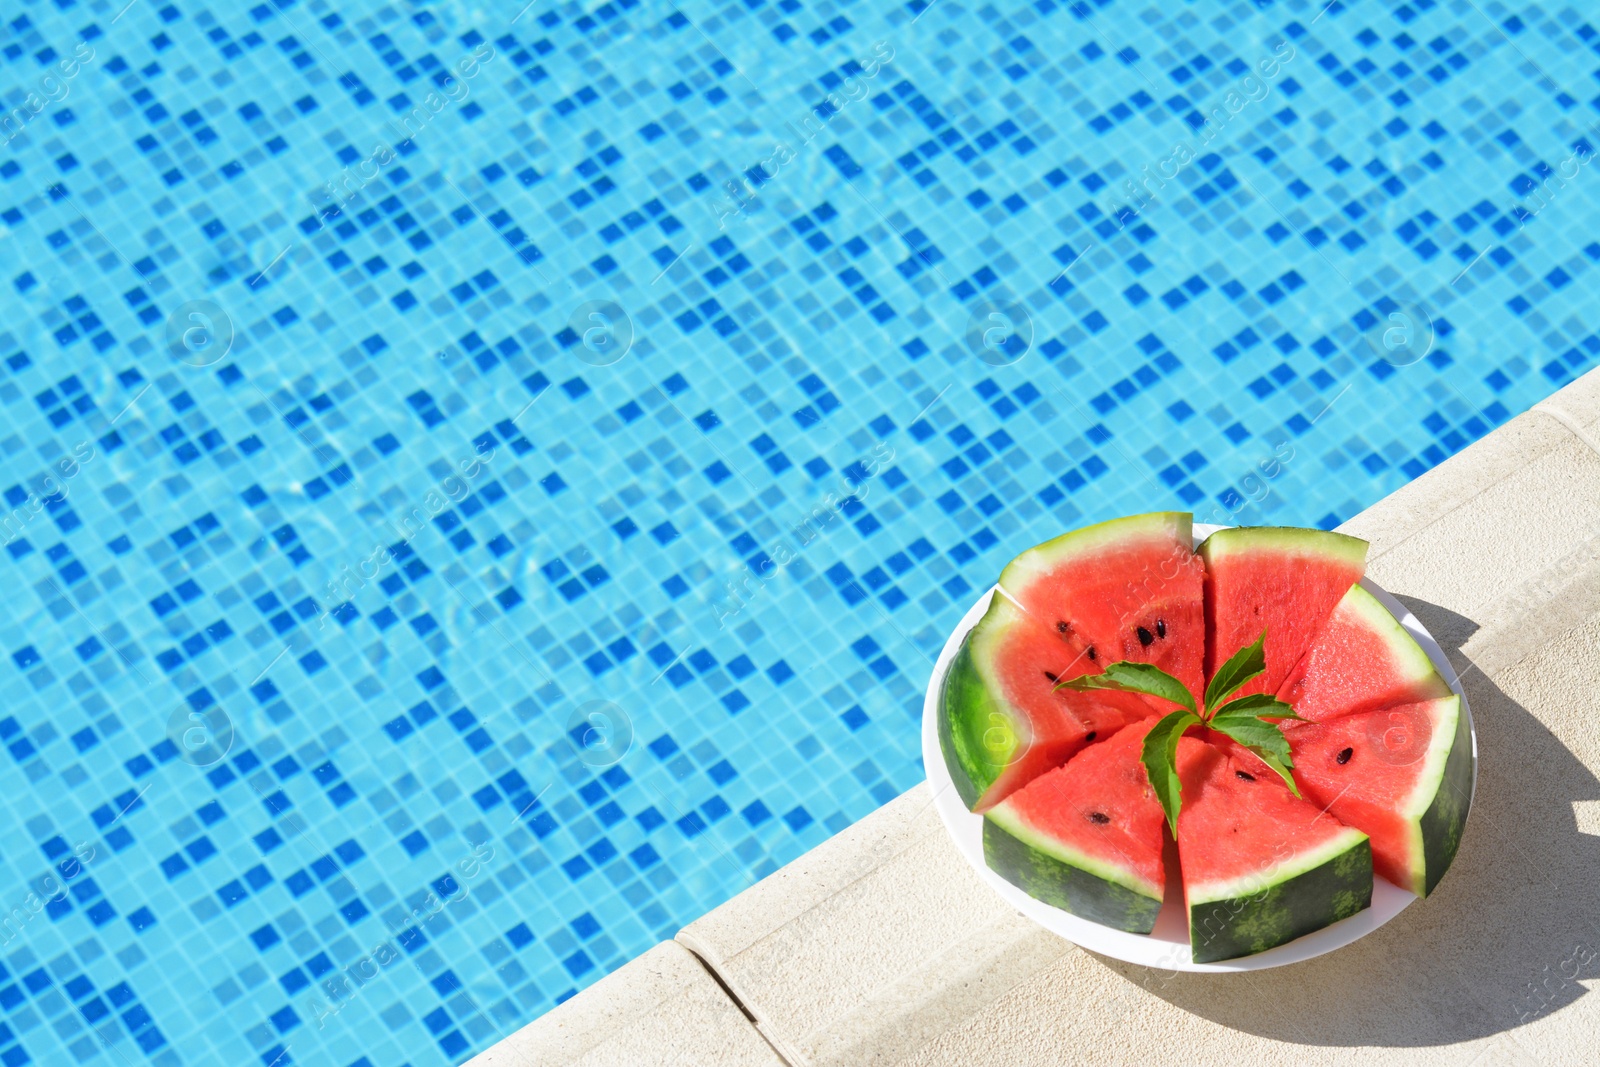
[939,592,1165,811]
[937,609,1030,812]
[1185,821,1366,904]
[1340,584,1444,693]
[934,601,1049,809]
[1198,525,1370,695]
[998,511,1193,599]
[982,813,1163,934]
[1289,695,1472,898]
[1187,829,1372,964]
[1196,525,1369,569]
[1278,583,1451,718]
[1403,695,1473,896]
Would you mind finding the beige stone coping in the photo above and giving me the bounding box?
[481,366,1600,1066]
[463,940,784,1067]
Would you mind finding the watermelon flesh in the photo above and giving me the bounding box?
[999,511,1206,702]
[1286,696,1471,897]
[1177,739,1372,963]
[1277,583,1451,722]
[1199,526,1368,702]
[984,720,1166,932]
[939,594,1161,812]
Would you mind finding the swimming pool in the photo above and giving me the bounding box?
[0,0,1593,1063]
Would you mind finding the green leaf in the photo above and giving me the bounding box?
[1246,749,1301,798]
[1055,661,1196,715]
[1208,709,1302,798]
[1208,711,1291,755]
[1203,631,1267,714]
[1140,709,1202,835]
[1212,693,1306,721]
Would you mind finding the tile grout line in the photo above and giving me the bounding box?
[1532,401,1600,460]
[680,942,801,1067]
[679,787,947,958]
[667,787,949,1063]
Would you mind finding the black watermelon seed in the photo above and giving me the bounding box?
[1336,747,1353,765]
[1136,626,1154,647]
[1056,621,1068,634]
[1085,731,1097,742]
[1089,811,1110,824]
[1235,770,1256,782]
[1155,618,1167,639]
[1043,670,1060,684]
[1086,646,1097,661]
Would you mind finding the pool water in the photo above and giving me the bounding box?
[0,0,1594,1064]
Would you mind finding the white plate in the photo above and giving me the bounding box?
[920,524,1478,972]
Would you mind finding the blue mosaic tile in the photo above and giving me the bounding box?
[0,0,1596,1063]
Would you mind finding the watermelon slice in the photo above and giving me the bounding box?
[1286,696,1471,897]
[1176,739,1372,963]
[983,720,1166,932]
[938,594,1161,811]
[1277,583,1451,722]
[998,511,1206,700]
[1198,526,1368,702]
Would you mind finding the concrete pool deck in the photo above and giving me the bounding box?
[469,365,1600,1067]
